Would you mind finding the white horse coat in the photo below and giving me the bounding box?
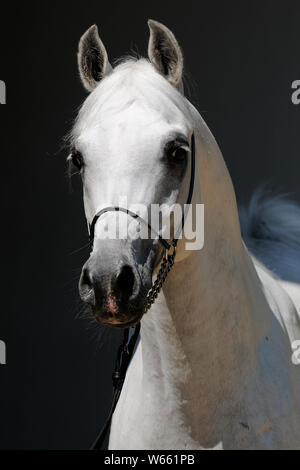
[108,111,300,449]
[72,21,300,450]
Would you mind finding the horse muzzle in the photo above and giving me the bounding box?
[78,240,151,327]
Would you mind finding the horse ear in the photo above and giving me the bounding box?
[147,20,183,90]
[78,25,112,92]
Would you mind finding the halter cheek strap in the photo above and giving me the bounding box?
[89,133,196,450]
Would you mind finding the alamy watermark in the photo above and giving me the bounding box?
[93,199,204,250]
[0,340,6,365]
[291,340,300,365]
[291,80,300,105]
[0,80,6,104]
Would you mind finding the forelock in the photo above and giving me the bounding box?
[70,57,192,145]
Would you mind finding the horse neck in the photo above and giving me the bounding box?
[139,128,271,438]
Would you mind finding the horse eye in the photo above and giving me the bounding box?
[71,150,83,170]
[167,143,189,162]
[170,147,187,161]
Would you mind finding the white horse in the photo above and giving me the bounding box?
[70,20,300,449]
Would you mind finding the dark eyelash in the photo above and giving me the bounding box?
[165,138,189,151]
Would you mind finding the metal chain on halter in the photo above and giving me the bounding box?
[144,245,176,312]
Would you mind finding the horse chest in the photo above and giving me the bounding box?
[109,341,200,450]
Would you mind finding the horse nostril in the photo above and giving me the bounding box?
[81,268,92,290]
[79,266,95,305]
[115,265,135,302]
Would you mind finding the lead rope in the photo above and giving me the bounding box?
[91,325,140,450]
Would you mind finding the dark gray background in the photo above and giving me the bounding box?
[0,0,299,449]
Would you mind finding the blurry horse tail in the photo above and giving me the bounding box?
[240,187,300,286]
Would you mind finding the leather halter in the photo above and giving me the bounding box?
[90,133,196,450]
